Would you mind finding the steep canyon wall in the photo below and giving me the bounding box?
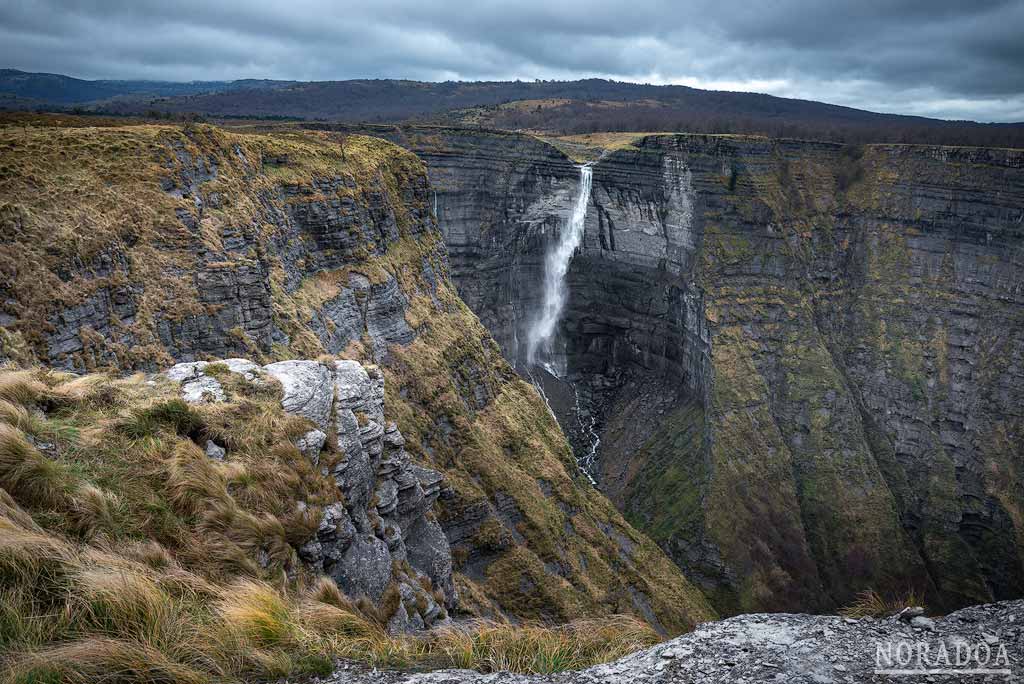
[358,125,1024,616]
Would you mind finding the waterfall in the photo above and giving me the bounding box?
[573,385,599,485]
[526,164,592,373]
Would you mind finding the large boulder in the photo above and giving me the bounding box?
[332,534,393,602]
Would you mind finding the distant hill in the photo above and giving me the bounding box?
[0,69,291,105]
[2,69,1022,147]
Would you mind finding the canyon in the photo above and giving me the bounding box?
[1,115,1023,681]
[319,124,1024,617]
[0,121,712,634]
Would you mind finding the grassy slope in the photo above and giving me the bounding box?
[0,367,659,681]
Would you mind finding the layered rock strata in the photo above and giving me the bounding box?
[347,125,1024,616]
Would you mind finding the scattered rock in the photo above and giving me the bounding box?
[317,600,1024,683]
[204,440,226,461]
[898,606,926,622]
[910,616,936,632]
[165,362,226,403]
[220,357,260,380]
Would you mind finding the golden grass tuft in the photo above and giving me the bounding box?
[0,399,35,431]
[0,369,47,406]
[215,580,296,649]
[0,423,74,509]
[420,615,659,674]
[840,588,928,618]
[69,483,123,536]
[299,600,378,639]
[47,371,126,408]
[165,441,230,515]
[74,566,178,641]
[0,518,76,594]
[0,488,41,531]
[308,575,353,610]
[299,577,377,638]
[122,540,176,571]
[2,637,209,684]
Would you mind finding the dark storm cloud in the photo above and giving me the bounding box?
[1,0,1022,121]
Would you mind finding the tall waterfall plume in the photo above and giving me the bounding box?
[526,164,592,374]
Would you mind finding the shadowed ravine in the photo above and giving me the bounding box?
[355,124,1024,618]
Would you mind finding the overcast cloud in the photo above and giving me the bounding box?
[2,0,1022,121]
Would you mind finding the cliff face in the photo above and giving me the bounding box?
[623,135,1024,615]
[331,126,582,366]
[0,121,713,632]
[368,126,1024,615]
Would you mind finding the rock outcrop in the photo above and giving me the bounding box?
[320,600,1024,683]
[165,357,454,629]
[339,125,1024,616]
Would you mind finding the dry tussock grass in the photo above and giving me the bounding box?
[840,588,928,618]
[0,422,75,509]
[0,365,666,682]
[419,615,659,674]
[0,370,48,405]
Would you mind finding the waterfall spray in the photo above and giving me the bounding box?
[526,164,592,372]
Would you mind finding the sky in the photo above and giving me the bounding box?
[2,0,1023,122]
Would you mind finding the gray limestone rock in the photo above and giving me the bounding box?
[220,357,261,380]
[404,516,455,608]
[295,429,328,466]
[331,534,392,602]
[318,600,1024,684]
[162,355,454,627]
[182,375,225,404]
[165,361,209,382]
[165,361,226,404]
[204,440,226,461]
[262,360,334,430]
